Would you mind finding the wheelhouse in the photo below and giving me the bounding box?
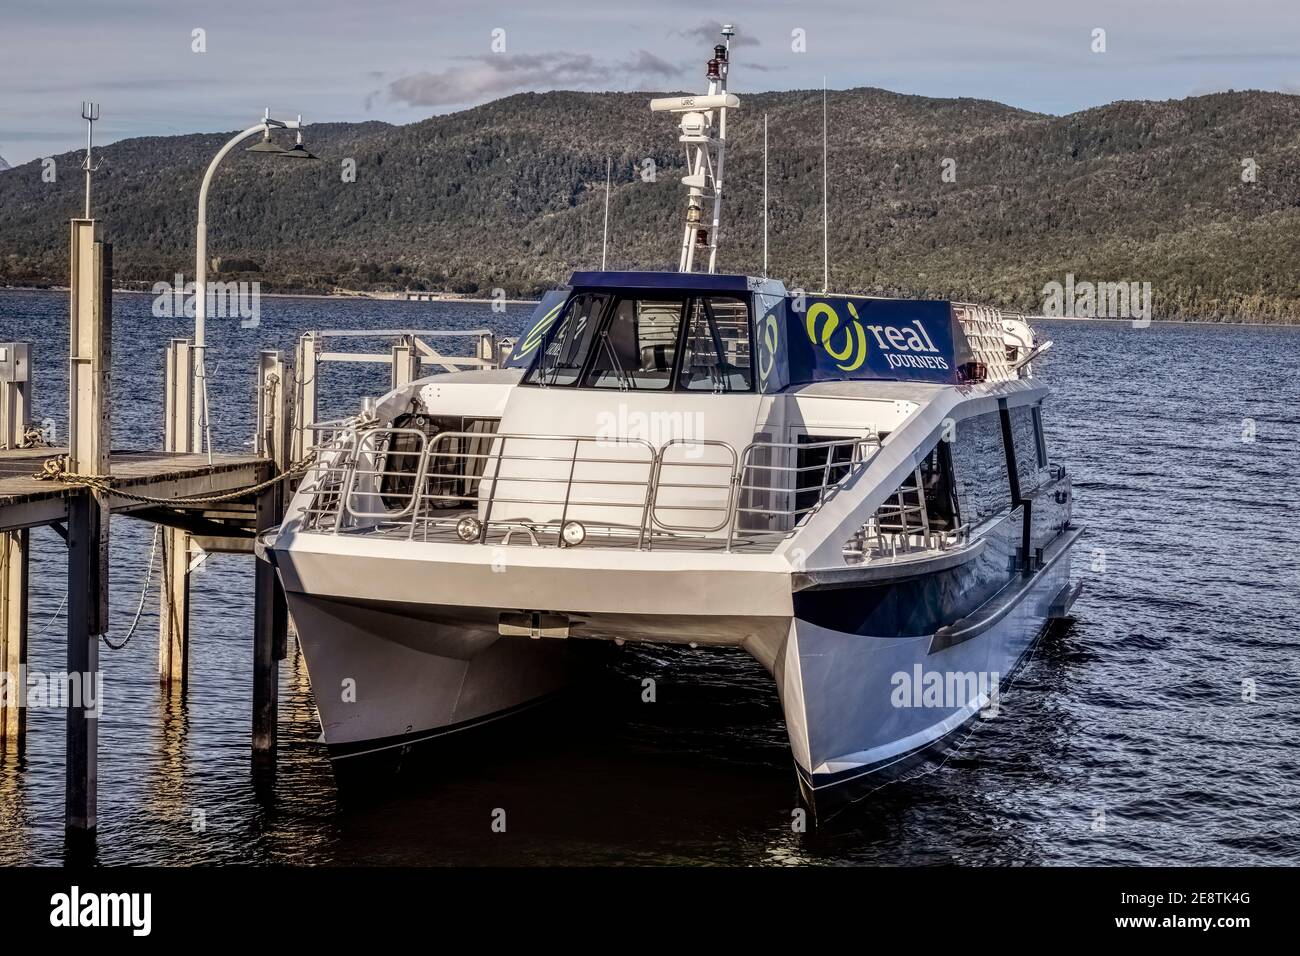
[517,272,759,393]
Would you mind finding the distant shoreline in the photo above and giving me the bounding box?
[0,285,541,306]
[3,285,1297,328]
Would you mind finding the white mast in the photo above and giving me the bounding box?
[763,112,769,278]
[80,102,100,219]
[601,155,611,270]
[822,79,829,292]
[650,24,740,273]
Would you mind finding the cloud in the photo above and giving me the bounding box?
[673,22,760,48]
[386,50,682,108]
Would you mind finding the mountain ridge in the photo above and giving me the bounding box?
[2,87,1298,322]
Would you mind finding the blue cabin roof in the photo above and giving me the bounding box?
[567,270,757,294]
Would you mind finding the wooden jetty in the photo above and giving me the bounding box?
[0,217,505,851]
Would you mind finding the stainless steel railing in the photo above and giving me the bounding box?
[298,425,881,552]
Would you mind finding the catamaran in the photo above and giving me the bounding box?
[260,26,1082,810]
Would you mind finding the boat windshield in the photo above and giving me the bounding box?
[524,292,607,386]
[524,291,753,392]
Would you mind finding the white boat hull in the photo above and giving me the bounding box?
[781,549,1073,808]
[274,527,1077,808]
[285,591,570,759]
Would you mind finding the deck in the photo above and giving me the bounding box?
[0,447,270,531]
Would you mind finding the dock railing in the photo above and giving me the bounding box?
[288,329,508,465]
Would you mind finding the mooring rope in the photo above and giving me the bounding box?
[32,589,69,638]
[30,452,316,506]
[102,524,161,651]
[0,425,52,451]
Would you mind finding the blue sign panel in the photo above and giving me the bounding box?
[784,295,966,386]
[754,289,789,394]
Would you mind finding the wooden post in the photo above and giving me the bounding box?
[0,343,31,755]
[252,476,286,759]
[0,528,28,757]
[293,331,318,462]
[66,219,111,837]
[256,349,291,489]
[159,340,193,688]
[255,350,293,658]
[390,336,419,390]
[66,492,99,835]
[477,331,498,368]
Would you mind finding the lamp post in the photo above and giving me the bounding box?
[192,108,316,455]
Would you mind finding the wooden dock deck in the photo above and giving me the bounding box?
[0,448,269,531]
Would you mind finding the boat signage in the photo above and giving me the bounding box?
[783,295,966,387]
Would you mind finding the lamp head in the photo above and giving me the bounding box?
[246,128,288,154]
[277,128,317,160]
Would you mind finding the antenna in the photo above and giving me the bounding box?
[601,156,611,270]
[80,101,101,219]
[763,112,769,278]
[821,80,828,293]
[651,24,741,274]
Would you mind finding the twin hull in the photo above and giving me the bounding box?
[272,514,1076,799]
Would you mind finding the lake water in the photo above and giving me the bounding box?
[1,288,1297,865]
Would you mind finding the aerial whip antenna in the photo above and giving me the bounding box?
[821,79,829,292]
[80,102,101,219]
[601,156,611,270]
[763,112,769,278]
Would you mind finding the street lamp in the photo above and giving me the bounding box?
[192,108,317,455]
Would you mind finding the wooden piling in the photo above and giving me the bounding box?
[256,349,294,657]
[252,478,285,759]
[65,492,99,834]
[292,331,318,463]
[391,336,419,390]
[0,529,28,756]
[159,339,194,688]
[0,342,31,755]
[65,219,111,836]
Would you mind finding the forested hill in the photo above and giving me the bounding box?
[3,87,1299,322]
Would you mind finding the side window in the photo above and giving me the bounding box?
[1009,405,1044,495]
[524,293,607,386]
[950,412,1012,526]
[583,298,684,390]
[1031,404,1049,468]
[679,297,753,392]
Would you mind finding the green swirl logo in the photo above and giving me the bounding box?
[757,312,779,385]
[804,300,868,371]
[514,301,565,359]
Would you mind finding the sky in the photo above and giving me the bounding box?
[2,0,1299,165]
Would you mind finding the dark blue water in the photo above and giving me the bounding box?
[1,288,1297,865]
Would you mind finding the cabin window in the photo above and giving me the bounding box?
[524,292,608,386]
[678,296,754,392]
[794,435,855,515]
[920,442,960,530]
[523,291,754,392]
[1008,404,1045,495]
[582,297,685,390]
[1031,404,1048,468]
[950,411,1012,526]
